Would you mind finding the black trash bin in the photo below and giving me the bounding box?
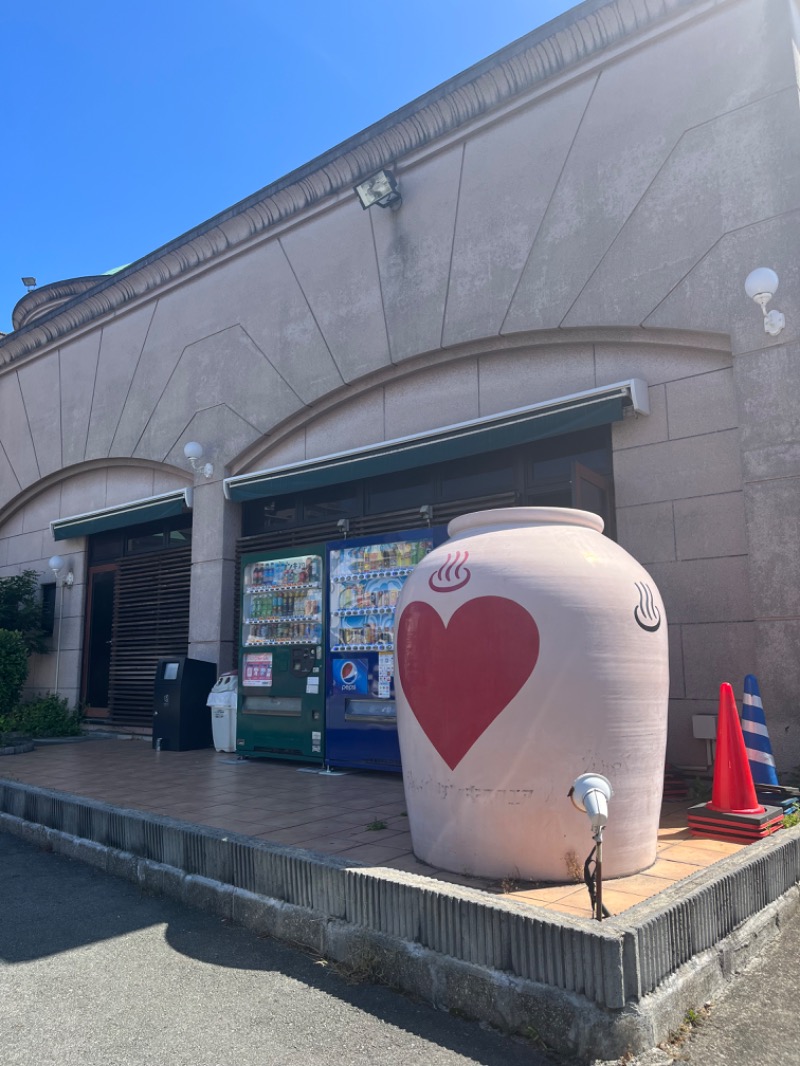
[152,656,217,751]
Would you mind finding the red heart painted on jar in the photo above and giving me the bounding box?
[397,597,540,770]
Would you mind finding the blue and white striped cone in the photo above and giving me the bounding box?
[742,674,779,786]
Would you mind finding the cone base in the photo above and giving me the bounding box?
[687,802,784,843]
[688,825,782,845]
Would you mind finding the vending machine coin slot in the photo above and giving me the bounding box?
[292,646,316,676]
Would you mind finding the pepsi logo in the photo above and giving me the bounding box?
[340,661,357,682]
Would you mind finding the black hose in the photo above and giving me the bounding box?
[583,845,613,919]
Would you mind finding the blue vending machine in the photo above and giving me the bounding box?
[325,527,446,772]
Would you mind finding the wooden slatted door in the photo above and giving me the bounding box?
[107,545,192,728]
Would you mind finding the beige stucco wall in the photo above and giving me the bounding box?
[0,0,798,764]
[250,333,749,767]
[0,463,189,706]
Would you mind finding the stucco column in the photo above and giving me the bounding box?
[729,231,800,769]
[187,478,239,673]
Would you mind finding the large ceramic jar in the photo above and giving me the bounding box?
[394,507,669,882]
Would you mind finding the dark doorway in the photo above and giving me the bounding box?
[82,565,117,717]
[571,461,615,538]
[80,516,193,729]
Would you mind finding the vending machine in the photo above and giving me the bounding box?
[237,545,326,763]
[325,527,445,771]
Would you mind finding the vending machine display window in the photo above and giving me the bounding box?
[326,528,445,772]
[329,538,432,655]
[242,554,323,648]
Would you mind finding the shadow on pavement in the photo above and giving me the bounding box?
[0,833,554,1066]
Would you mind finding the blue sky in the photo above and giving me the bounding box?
[2,1,576,335]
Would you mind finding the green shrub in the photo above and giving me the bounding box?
[688,776,713,803]
[0,571,48,654]
[0,630,28,716]
[3,694,82,738]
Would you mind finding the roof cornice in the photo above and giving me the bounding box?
[11,276,106,331]
[0,0,711,367]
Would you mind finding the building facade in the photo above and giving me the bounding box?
[1,0,799,767]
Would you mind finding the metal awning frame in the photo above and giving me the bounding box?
[224,379,649,503]
[50,487,193,542]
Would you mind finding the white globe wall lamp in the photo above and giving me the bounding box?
[745,267,786,336]
[48,555,74,697]
[183,441,214,479]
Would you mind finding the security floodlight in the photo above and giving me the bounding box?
[354,168,401,210]
[21,277,37,290]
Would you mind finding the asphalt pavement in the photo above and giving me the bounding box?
[661,902,800,1066]
[5,828,799,1066]
[0,832,556,1066]
[593,903,800,1066]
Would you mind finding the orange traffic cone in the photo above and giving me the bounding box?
[707,683,762,814]
[687,683,783,843]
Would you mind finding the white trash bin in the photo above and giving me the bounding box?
[207,672,238,753]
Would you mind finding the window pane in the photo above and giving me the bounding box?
[366,468,432,514]
[89,530,125,564]
[242,497,298,536]
[303,485,360,523]
[530,456,571,484]
[522,487,573,509]
[438,451,516,501]
[526,426,612,485]
[41,583,56,636]
[126,529,165,554]
[573,447,612,476]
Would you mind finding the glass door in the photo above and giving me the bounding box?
[81,564,117,717]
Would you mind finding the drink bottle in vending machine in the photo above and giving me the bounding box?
[238,545,326,763]
[325,526,446,771]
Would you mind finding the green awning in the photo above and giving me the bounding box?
[51,488,193,541]
[225,381,646,503]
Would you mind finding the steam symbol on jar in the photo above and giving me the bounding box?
[428,551,471,593]
[634,581,661,632]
